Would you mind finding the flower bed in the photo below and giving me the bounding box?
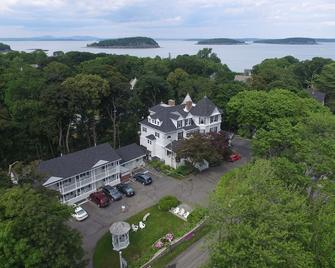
[153,233,174,249]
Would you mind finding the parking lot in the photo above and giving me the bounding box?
[69,136,251,268]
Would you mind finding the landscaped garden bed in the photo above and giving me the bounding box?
[148,160,196,179]
[93,198,203,268]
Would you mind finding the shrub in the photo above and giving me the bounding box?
[188,207,207,225]
[149,160,194,179]
[174,162,196,176]
[158,196,180,211]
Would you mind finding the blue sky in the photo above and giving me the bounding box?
[0,0,334,38]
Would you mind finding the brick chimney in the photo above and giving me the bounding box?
[185,100,192,112]
[168,99,175,106]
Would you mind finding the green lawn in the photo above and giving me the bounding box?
[93,205,188,268]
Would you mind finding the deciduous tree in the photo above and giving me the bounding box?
[0,186,85,268]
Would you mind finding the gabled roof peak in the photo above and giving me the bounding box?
[182,93,193,104]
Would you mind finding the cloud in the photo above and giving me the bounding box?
[0,0,334,37]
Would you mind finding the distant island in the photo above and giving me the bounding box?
[315,38,335,43]
[0,42,11,52]
[254,37,317,45]
[87,37,160,48]
[197,38,245,45]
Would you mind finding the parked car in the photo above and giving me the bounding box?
[102,185,123,201]
[134,173,153,185]
[72,205,88,221]
[116,183,135,197]
[229,153,241,162]
[89,191,110,207]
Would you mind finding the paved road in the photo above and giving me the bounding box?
[69,137,251,267]
[167,236,209,268]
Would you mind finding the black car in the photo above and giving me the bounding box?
[101,185,122,201]
[133,173,153,185]
[116,183,135,197]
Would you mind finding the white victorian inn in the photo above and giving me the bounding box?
[139,94,222,168]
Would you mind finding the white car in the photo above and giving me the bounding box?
[72,205,88,221]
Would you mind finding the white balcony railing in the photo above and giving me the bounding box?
[78,177,93,187]
[48,166,118,195]
[94,168,117,180]
[63,183,76,193]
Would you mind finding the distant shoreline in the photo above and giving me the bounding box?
[254,37,318,45]
[196,43,247,46]
[87,45,160,49]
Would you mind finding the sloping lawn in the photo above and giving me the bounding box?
[93,205,188,268]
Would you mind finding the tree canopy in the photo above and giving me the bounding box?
[0,186,85,268]
[209,159,335,267]
[227,89,326,137]
[0,49,234,169]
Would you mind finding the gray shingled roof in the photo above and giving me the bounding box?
[166,140,184,153]
[37,143,121,179]
[190,96,220,116]
[116,143,146,164]
[183,124,199,131]
[141,109,178,132]
[141,104,189,132]
[141,96,221,133]
[146,134,156,140]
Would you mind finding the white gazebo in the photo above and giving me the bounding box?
[109,221,131,251]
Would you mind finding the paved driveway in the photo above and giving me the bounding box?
[167,236,209,268]
[69,136,251,267]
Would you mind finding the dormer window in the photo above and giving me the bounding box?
[184,118,192,126]
[199,117,205,124]
[149,117,160,126]
[177,120,183,128]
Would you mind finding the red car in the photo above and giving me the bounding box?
[229,153,241,162]
[89,191,110,208]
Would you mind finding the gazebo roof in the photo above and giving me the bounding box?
[109,221,130,236]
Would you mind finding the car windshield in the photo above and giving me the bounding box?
[76,207,86,215]
[141,174,150,179]
[125,186,133,192]
[111,188,119,194]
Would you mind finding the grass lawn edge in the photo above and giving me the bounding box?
[150,224,211,268]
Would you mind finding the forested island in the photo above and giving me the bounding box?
[87,37,160,48]
[197,38,245,45]
[0,42,11,52]
[254,37,317,45]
